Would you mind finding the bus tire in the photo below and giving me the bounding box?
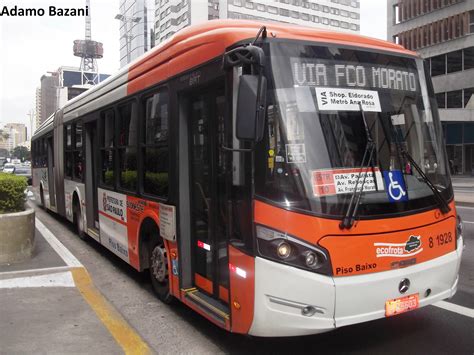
[40,186,45,208]
[73,203,86,240]
[149,237,173,304]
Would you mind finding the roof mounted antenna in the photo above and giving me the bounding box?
[252,26,267,45]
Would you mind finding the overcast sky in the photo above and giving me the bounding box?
[0,0,387,136]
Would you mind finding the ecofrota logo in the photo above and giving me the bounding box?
[374,235,423,258]
[405,235,421,252]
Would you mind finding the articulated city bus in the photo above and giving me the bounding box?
[31,20,463,336]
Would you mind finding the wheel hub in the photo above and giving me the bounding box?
[151,245,168,283]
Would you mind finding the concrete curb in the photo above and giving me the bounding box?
[0,207,35,265]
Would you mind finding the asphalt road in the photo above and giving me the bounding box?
[29,202,474,354]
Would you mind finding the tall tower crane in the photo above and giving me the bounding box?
[73,0,104,85]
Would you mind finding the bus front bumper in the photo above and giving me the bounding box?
[248,237,463,337]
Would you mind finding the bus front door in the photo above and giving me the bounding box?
[188,85,230,304]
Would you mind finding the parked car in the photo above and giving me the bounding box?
[3,163,16,174]
[13,166,32,185]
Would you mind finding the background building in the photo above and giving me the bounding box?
[36,67,110,126]
[118,0,156,67]
[38,73,60,127]
[0,123,27,152]
[35,88,42,131]
[154,0,360,44]
[388,0,474,175]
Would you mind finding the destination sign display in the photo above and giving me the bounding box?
[291,58,419,93]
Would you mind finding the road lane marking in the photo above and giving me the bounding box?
[0,271,75,288]
[35,217,83,267]
[0,265,72,276]
[456,205,474,210]
[463,221,474,224]
[71,267,151,355]
[433,301,474,318]
[35,217,151,354]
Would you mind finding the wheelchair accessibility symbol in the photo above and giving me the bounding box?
[383,170,408,202]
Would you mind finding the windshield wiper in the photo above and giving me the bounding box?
[384,105,451,215]
[401,148,451,214]
[340,104,375,230]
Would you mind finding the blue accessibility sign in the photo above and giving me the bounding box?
[383,170,408,202]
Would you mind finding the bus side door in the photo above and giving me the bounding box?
[187,83,230,303]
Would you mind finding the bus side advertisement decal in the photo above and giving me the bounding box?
[159,203,177,242]
[98,188,130,263]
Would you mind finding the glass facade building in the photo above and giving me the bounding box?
[154,0,360,44]
[388,0,474,175]
[118,0,155,68]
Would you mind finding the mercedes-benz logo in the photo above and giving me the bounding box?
[399,278,410,294]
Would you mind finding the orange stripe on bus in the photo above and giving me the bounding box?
[229,245,255,334]
[99,211,128,226]
[219,286,229,304]
[254,199,456,246]
[194,273,213,294]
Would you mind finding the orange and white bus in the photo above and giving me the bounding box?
[31,20,464,336]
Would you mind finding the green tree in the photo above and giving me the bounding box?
[0,148,9,158]
[11,146,31,162]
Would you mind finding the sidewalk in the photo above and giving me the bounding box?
[0,218,149,354]
[452,175,474,207]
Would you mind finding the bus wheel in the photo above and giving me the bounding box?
[74,205,86,240]
[149,238,173,304]
[40,186,45,208]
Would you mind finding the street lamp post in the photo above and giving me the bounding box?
[115,14,141,65]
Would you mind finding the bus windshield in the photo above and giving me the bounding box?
[255,42,452,217]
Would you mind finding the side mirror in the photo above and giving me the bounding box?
[236,75,267,142]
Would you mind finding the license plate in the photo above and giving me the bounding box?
[385,293,419,317]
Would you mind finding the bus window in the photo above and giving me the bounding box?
[100,110,115,188]
[65,125,73,178]
[75,122,83,149]
[74,122,84,181]
[118,102,138,191]
[66,125,72,148]
[142,89,169,198]
[43,139,48,167]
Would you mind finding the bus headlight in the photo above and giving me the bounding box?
[304,251,319,269]
[256,225,331,275]
[277,241,292,259]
